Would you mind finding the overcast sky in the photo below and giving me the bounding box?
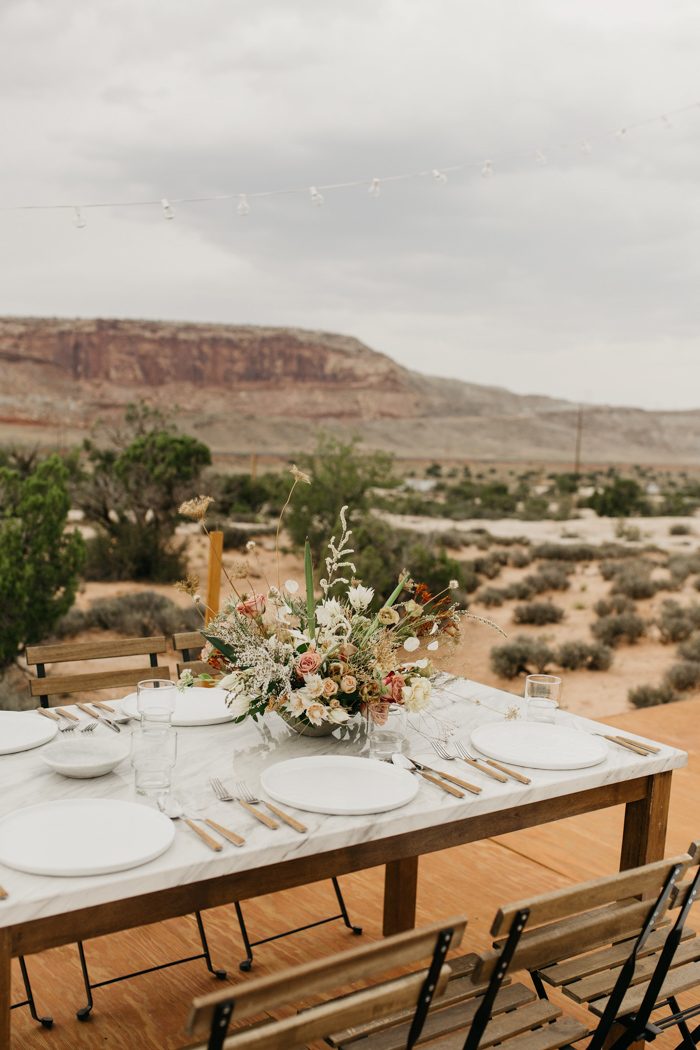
[1,0,699,410]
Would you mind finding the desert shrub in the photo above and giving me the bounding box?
[509,548,533,568]
[666,552,700,582]
[594,595,636,617]
[656,600,700,643]
[629,683,680,708]
[678,632,700,663]
[490,635,555,678]
[54,592,201,639]
[662,660,700,693]
[532,542,597,562]
[476,586,505,608]
[669,523,693,536]
[440,529,465,549]
[610,564,659,600]
[512,600,564,626]
[525,563,571,593]
[217,525,251,551]
[585,477,650,517]
[599,560,625,581]
[471,553,505,580]
[503,580,535,601]
[591,612,646,647]
[556,640,613,671]
[210,471,289,517]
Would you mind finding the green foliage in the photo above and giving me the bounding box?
[550,472,580,496]
[628,683,680,708]
[490,635,555,678]
[77,404,211,582]
[210,471,289,517]
[591,611,646,647]
[54,591,201,639]
[0,456,85,668]
[512,600,564,626]
[585,477,651,517]
[286,435,394,561]
[556,640,613,672]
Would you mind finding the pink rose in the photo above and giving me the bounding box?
[384,672,405,704]
[236,593,266,617]
[296,650,322,676]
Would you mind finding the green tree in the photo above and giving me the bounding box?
[0,456,85,668]
[77,404,212,581]
[585,478,650,517]
[286,434,395,560]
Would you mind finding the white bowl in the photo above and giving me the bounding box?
[41,737,131,779]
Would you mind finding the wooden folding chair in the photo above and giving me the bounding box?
[185,917,467,1050]
[172,631,363,973]
[25,637,226,1021]
[327,849,699,1050]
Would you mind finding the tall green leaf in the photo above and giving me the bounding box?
[304,538,316,640]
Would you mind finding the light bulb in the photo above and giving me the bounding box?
[368,177,381,198]
[309,186,324,207]
[535,150,547,166]
[73,207,86,229]
[161,197,175,220]
[481,159,494,178]
[237,194,250,216]
[432,169,448,184]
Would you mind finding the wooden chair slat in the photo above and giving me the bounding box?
[478,898,663,982]
[491,855,691,935]
[563,935,700,1004]
[172,631,205,651]
[29,665,169,697]
[539,925,694,987]
[188,918,466,1036]
[333,981,535,1050]
[590,959,700,1017]
[220,968,451,1050]
[477,1017,590,1050]
[26,636,168,665]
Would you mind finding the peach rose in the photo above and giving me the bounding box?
[338,642,358,660]
[322,678,338,698]
[296,650,322,676]
[384,672,405,703]
[340,674,357,694]
[236,593,266,617]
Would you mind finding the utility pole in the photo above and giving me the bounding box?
[573,404,584,476]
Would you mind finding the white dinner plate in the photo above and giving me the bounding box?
[0,711,58,755]
[470,721,607,770]
[0,799,175,876]
[120,687,235,727]
[260,756,419,815]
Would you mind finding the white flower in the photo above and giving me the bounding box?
[285,579,300,594]
[305,700,327,726]
[177,669,194,691]
[347,584,374,611]
[301,673,324,699]
[246,540,256,551]
[403,636,420,652]
[286,690,306,716]
[316,597,346,627]
[329,706,350,724]
[403,677,432,712]
[449,579,459,590]
[228,693,251,718]
[219,672,240,691]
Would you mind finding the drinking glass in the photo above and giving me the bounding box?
[524,674,561,723]
[131,725,178,797]
[136,679,177,725]
[367,702,408,760]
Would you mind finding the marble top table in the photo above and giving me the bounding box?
[0,678,688,1042]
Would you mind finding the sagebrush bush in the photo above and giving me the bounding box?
[509,548,533,568]
[512,600,564,626]
[525,563,571,593]
[490,635,555,678]
[503,580,536,601]
[610,566,659,600]
[54,591,201,639]
[678,632,700,663]
[471,553,506,580]
[476,586,505,608]
[662,660,700,693]
[593,595,636,618]
[591,612,646,647]
[556,640,613,672]
[656,600,700,643]
[666,552,700,583]
[669,523,693,536]
[532,542,597,562]
[628,683,680,708]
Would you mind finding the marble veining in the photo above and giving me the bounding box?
[0,678,687,928]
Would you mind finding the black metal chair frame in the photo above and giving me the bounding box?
[28,643,227,1021]
[177,638,363,972]
[11,957,53,1029]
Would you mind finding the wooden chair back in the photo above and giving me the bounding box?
[26,636,169,707]
[186,917,467,1050]
[172,630,209,677]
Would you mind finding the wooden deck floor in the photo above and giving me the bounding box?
[9,698,700,1049]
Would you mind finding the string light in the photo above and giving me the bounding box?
[1,100,696,227]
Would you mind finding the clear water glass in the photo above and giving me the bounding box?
[131,725,178,797]
[136,679,177,726]
[524,674,561,723]
[367,703,408,760]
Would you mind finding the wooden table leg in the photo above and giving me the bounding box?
[619,771,672,871]
[0,927,11,1050]
[383,856,419,936]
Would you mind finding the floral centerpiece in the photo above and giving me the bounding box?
[177,470,478,736]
